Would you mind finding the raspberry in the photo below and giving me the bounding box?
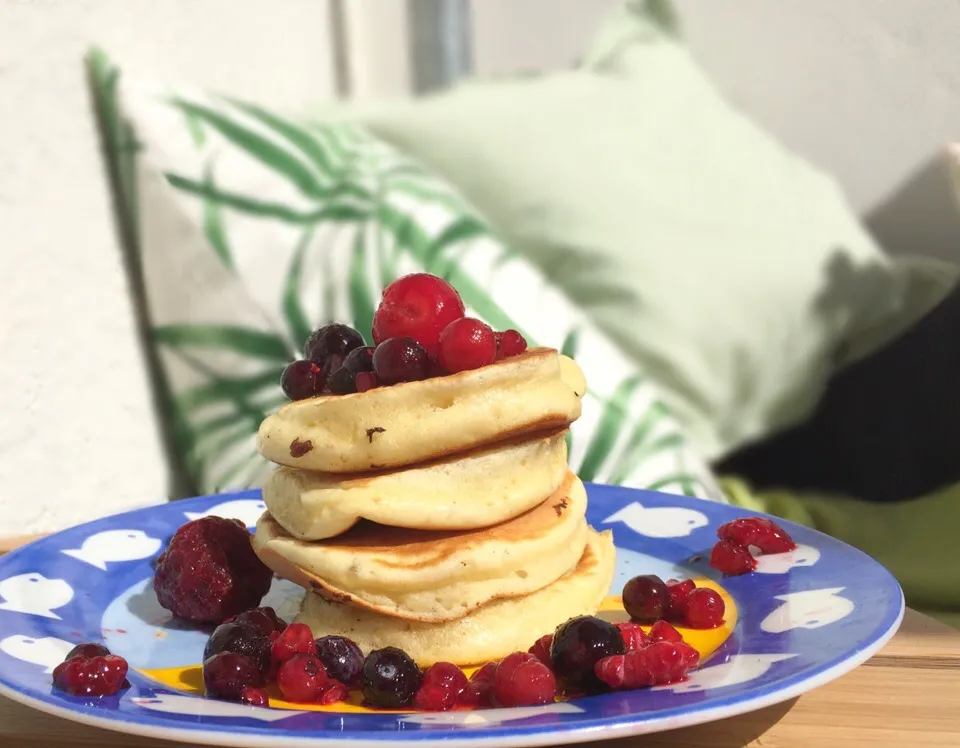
[241,686,270,707]
[665,578,696,622]
[224,607,287,637]
[53,654,129,697]
[684,588,726,629]
[595,641,700,689]
[649,620,684,643]
[468,661,497,707]
[203,651,261,700]
[622,574,669,623]
[372,337,431,385]
[528,634,553,667]
[495,330,527,359]
[314,635,364,688]
[493,652,556,707]
[615,622,650,651]
[271,622,316,665]
[717,517,796,554]
[438,318,497,373]
[550,616,625,690]
[362,647,423,708]
[709,539,757,575]
[372,274,466,357]
[413,662,469,711]
[153,517,273,624]
[203,622,271,681]
[277,654,341,703]
[65,642,110,660]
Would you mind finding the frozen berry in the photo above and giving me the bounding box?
[65,642,110,660]
[153,517,273,624]
[494,652,556,707]
[685,588,726,628]
[666,578,696,622]
[203,651,262,700]
[53,654,129,697]
[528,634,553,667]
[710,539,757,575]
[468,661,497,707]
[241,686,269,707]
[362,647,423,708]
[649,620,684,643]
[328,346,376,394]
[314,635,364,688]
[271,623,316,664]
[413,662,469,711]
[615,622,650,651]
[204,622,270,680]
[277,654,340,703]
[372,337,430,385]
[550,616,626,689]
[355,371,379,392]
[372,274,465,357]
[622,574,670,624]
[281,360,325,401]
[717,517,796,554]
[595,641,700,689]
[496,330,528,359]
[438,318,497,373]
[305,324,365,370]
[224,607,287,637]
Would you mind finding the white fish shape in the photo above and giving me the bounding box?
[184,499,266,528]
[754,544,821,575]
[1,634,75,673]
[655,653,796,693]
[761,587,856,634]
[131,693,303,721]
[604,503,709,538]
[0,573,74,619]
[62,530,162,570]
[403,702,582,726]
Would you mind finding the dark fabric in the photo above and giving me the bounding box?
[718,279,960,502]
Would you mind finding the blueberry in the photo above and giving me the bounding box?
[315,635,364,687]
[550,616,625,690]
[361,647,422,708]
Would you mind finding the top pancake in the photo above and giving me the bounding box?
[257,347,583,473]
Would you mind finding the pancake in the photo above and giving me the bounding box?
[295,529,615,666]
[262,430,569,540]
[256,347,582,473]
[254,473,589,623]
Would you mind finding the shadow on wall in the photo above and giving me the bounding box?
[865,153,960,262]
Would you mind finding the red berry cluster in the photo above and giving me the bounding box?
[281,274,528,401]
[622,574,726,630]
[709,517,797,576]
[53,642,130,697]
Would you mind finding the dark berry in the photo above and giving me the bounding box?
[224,607,287,636]
[649,620,684,643]
[550,616,626,689]
[153,517,273,624]
[277,654,339,703]
[717,517,796,554]
[438,317,497,373]
[314,635,364,688]
[372,337,430,385]
[595,641,699,689]
[203,651,262,700]
[281,360,325,401]
[52,654,129,697]
[494,652,556,707]
[65,642,110,660]
[355,371,379,392]
[615,622,650,651]
[468,661,497,707]
[241,686,270,707]
[372,274,466,357]
[622,574,670,624]
[271,622,316,665]
[528,634,553,667]
[304,324,365,369]
[710,538,757,575]
[413,662,469,711]
[203,622,271,680]
[666,579,696,622]
[685,588,726,628]
[496,330,528,359]
[361,647,423,708]
[328,346,376,395]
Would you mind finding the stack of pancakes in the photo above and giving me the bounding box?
[253,348,616,665]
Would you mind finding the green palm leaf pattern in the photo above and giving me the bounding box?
[154,324,291,361]
[348,231,377,345]
[201,166,234,270]
[577,375,643,482]
[282,227,317,350]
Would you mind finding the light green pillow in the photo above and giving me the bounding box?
[310,1,949,460]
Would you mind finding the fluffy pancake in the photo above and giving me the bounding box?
[263,430,569,540]
[254,473,588,623]
[295,529,615,666]
[256,347,582,473]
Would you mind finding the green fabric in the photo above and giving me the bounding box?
[722,476,960,627]
[308,1,951,461]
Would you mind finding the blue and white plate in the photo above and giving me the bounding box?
[0,485,903,747]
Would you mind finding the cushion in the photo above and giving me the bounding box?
[86,47,722,503]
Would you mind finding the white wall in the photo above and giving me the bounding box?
[0,0,335,536]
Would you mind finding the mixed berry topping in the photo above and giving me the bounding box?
[414,662,471,711]
[271,622,317,665]
[203,651,263,700]
[550,615,626,690]
[314,635,364,688]
[709,516,796,576]
[528,634,553,667]
[52,644,129,697]
[361,647,423,709]
[595,641,700,690]
[277,654,347,704]
[279,274,529,401]
[614,622,650,651]
[223,607,287,637]
[622,574,670,624]
[203,621,271,681]
[493,652,557,707]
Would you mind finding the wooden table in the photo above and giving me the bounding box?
[2,539,959,748]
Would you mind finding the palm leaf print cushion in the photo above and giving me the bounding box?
[87,47,723,503]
